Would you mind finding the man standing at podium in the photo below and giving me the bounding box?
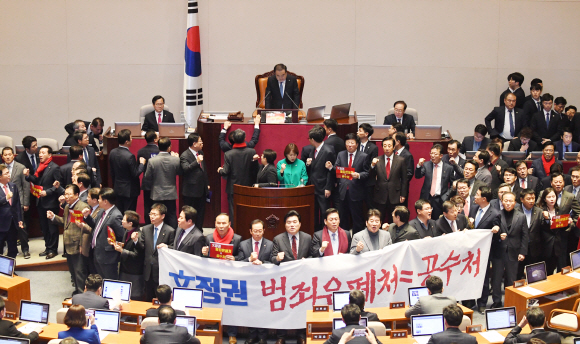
[264,64,300,110]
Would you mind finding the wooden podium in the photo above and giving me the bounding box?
[233,185,315,241]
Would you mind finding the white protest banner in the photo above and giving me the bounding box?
[159,230,492,329]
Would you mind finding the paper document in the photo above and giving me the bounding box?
[414,336,431,344]
[517,286,543,296]
[479,330,505,342]
[567,271,580,279]
[98,330,110,340]
[18,322,46,334]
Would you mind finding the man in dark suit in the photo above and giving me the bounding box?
[202,213,241,260]
[137,130,159,225]
[386,206,420,243]
[83,188,125,280]
[434,201,468,236]
[141,95,175,132]
[516,189,544,280]
[565,166,580,202]
[305,126,336,231]
[554,127,580,160]
[264,64,300,110]
[485,93,524,142]
[499,72,526,109]
[311,208,352,257]
[181,133,208,229]
[238,219,273,264]
[505,307,561,344]
[108,129,146,214]
[370,137,407,223]
[383,100,416,136]
[442,140,465,180]
[300,145,314,165]
[487,143,510,194]
[169,206,206,256]
[349,289,379,322]
[460,124,490,154]
[327,134,369,233]
[409,200,436,238]
[530,93,563,145]
[219,120,260,153]
[271,210,311,344]
[71,274,110,310]
[415,143,455,219]
[427,304,477,344]
[140,306,200,344]
[15,136,39,172]
[63,119,98,152]
[67,130,101,186]
[323,304,382,344]
[323,119,345,153]
[0,298,42,341]
[134,203,176,301]
[24,145,63,259]
[144,285,186,318]
[394,132,414,207]
[521,83,543,124]
[507,127,538,156]
[0,165,22,259]
[60,145,83,187]
[531,141,562,180]
[255,149,277,187]
[218,129,259,218]
[65,118,104,152]
[2,147,30,258]
[491,192,529,308]
[358,123,379,209]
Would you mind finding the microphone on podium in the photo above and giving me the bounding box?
[284,92,301,123]
[249,91,271,124]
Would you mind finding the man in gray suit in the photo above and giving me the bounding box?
[180,133,208,230]
[140,306,200,344]
[386,206,420,243]
[427,305,477,344]
[2,147,30,258]
[565,166,580,201]
[351,209,392,254]
[415,144,456,219]
[143,137,181,229]
[167,206,206,257]
[71,274,110,310]
[405,276,457,318]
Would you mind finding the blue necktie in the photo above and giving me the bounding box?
[153,227,159,249]
[474,209,483,228]
[508,110,515,137]
[546,112,550,127]
[279,82,284,109]
[474,141,481,151]
[84,148,89,167]
[30,155,36,172]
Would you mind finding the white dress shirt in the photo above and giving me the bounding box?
[501,107,515,140]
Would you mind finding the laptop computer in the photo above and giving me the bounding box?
[525,261,548,285]
[408,286,430,307]
[330,103,351,119]
[172,287,204,309]
[371,125,392,140]
[18,301,49,334]
[306,106,325,122]
[565,152,578,161]
[571,249,580,271]
[93,309,121,333]
[0,336,30,344]
[573,337,580,344]
[411,314,444,338]
[530,151,543,160]
[0,255,15,277]
[102,279,132,302]
[115,122,142,137]
[332,317,368,330]
[485,307,517,330]
[332,291,351,312]
[501,151,526,162]
[159,123,186,138]
[175,315,197,336]
[414,125,442,140]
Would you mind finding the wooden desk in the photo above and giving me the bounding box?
[62,299,223,344]
[0,275,31,314]
[505,273,580,321]
[305,304,473,336]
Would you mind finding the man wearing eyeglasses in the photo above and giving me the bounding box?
[485,93,524,143]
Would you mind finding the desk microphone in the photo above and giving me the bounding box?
[250,91,270,124]
[284,92,301,110]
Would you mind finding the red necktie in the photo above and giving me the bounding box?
[348,154,353,168]
[464,199,469,215]
[521,179,525,188]
[3,185,11,205]
[291,235,297,259]
[314,149,318,159]
[157,113,162,123]
[254,241,259,254]
[385,157,391,179]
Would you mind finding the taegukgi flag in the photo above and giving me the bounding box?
[184,0,203,126]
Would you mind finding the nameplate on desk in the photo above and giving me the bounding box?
[562,266,572,274]
[466,325,483,333]
[313,305,328,312]
[513,279,526,288]
[141,328,146,335]
[390,302,405,309]
[390,330,407,338]
[4,311,15,320]
[152,298,160,305]
[311,333,329,340]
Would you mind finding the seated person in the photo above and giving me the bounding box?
[383,100,416,138]
[323,304,382,344]
[460,124,490,154]
[507,127,538,156]
[141,95,175,132]
[405,276,457,318]
[427,304,476,344]
[264,64,300,110]
[145,284,186,318]
[140,306,200,344]
[350,209,392,254]
[531,141,562,180]
[386,206,420,243]
[71,274,110,310]
[58,304,101,344]
[554,127,580,160]
[349,289,379,321]
[0,298,42,341]
[504,307,561,344]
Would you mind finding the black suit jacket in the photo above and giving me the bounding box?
[383,114,416,133]
[271,231,312,264]
[307,144,336,196]
[324,324,381,344]
[517,175,541,198]
[135,223,175,282]
[360,142,378,186]
[256,164,277,187]
[500,88,526,109]
[65,120,101,152]
[15,151,39,173]
[522,97,543,124]
[485,106,524,139]
[301,145,314,165]
[333,151,370,201]
[531,157,563,180]
[180,149,208,198]
[434,214,468,236]
[145,305,186,318]
[205,233,242,258]
[109,147,145,198]
[219,147,259,194]
[119,228,144,275]
[469,205,501,230]
[415,161,455,201]
[507,137,539,155]
[442,154,465,180]
[515,204,543,257]
[137,143,160,175]
[173,226,206,256]
[325,134,345,154]
[460,136,490,154]
[85,206,125,265]
[265,75,300,110]
[427,327,477,344]
[0,182,22,233]
[310,229,352,257]
[495,209,529,261]
[387,223,420,243]
[530,110,563,144]
[25,161,63,208]
[141,110,175,132]
[218,128,260,153]
[409,218,436,238]
[397,149,414,184]
[0,318,39,341]
[59,161,76,186]
[554,140,580,160]
[370,155,408,205]
[140,323,199,344]
[504,326,560,344]
[237,238,274,263]
[490,158,510,196]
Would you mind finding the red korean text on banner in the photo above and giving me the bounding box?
[107,226,116,244]
[30,183,43,198]
[69,209,85,224]
[210,242,233,260]
[551,214,570,229]
[336,167,355,180]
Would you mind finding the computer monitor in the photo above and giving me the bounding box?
[114,122,142,137]
[102,279,132,302]
[159,123,186,138]
[19,301,49,324]
[306,106,325,122]
[332,291,351,312]
[0,255,15,277]
[93,309,121,333]
[257,109,299,124]
[565,152,579,161]
[415,125,442,140]
[501,151,526,162]
[330,103,351,120]
[371,125,392,140]
[408,287,430,307]
[525,261,548,285]
[573,337,580,344]
[465,151,477,159]
[332,317,368,330]
[0,336,30,344]
[571,249,580,270]
[411,314,445,337]
[485,307,517,330]
[175,315,197,336]
[172,287,204,309]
